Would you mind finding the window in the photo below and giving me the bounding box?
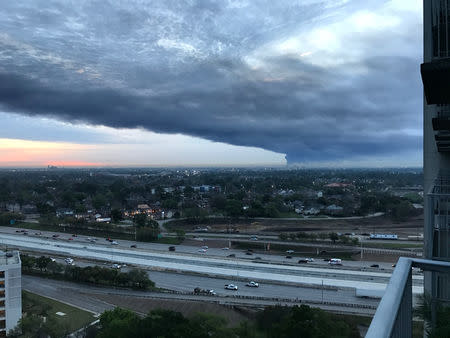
[431,0,450,58]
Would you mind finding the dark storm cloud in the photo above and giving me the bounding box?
[0,0,422,163]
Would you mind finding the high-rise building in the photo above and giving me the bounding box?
[422,0,450,303]
[366,2,450,336]
[0,251,21,336]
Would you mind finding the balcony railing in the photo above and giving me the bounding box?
[366,257,450,338]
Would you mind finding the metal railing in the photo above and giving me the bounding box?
[366,257,450,338]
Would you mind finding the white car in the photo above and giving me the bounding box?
[112,264,121,269]
[50,258,56,262]
[246,281,259,287]
[286,250,294,254]
[201,245,209,249]
[65,258,74,264]
[111,241,118,245]
[198,248,207,253]
[222,247,229,250]
[224,284,238,290]
[306,258,314,262]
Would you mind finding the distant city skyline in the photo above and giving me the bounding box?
[0,0,422,167]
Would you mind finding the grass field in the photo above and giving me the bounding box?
[19,291,95,337]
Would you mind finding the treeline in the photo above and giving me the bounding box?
[0,212,24,226]
[87,305,361,338]
[21,254,154,290]
[279,232,359,245]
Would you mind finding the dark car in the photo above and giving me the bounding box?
[227,254,236,258]
[285,255,292,259]
[245,252,253,255]
[130,244,137,248]
[168,246,176,251]
[370,264,380,268]
[298,259,308,263]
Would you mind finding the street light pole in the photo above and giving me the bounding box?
[321,280,324,303]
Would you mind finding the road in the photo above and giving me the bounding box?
[22,275,378,316]
[0,226,411,270]
[0,230,424,293]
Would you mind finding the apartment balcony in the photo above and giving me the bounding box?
[366,258,450,338]
[434,133,450,152]
[421,58,450,105]
[432,116,450,130]
[428,180,450,259]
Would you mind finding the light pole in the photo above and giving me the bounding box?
[321,280,324,303]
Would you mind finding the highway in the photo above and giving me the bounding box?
[22,275,378,316]
[0,230,423,295]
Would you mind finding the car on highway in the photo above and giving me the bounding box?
[201,245,209,249]
[370,264,380,268]
[286,250,294,254]
[111,241,118,245]
[130,244,137,248]
[285,255,292,259]
[194,288,216,296]
[50,258,56,262]
[298,259,308,264]
[227,254,236,258]
[198,249,207,253]
[222,247,229,250]
[224,284,238,290]
[168,246,176,251]
[329,258,342,265]
[65,258,74,265]
[68,238,73,241]
[245,281,259,287]
[245,252,253,255]
[52,234,59,238]
[306,258,314,262]
[112,264,121,269]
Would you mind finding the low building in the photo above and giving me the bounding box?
[0,251,21,336]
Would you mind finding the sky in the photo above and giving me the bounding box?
[0,0,423,167]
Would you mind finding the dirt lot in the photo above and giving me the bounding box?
[171,214,424,237]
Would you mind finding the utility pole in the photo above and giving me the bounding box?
[321,280,324,303]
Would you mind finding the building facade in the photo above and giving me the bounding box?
[422,0,450,307]
[0,251,21,336]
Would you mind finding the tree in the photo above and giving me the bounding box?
[133,213,147,227]
[111,209,123,223]
[36,256,51,272]
[175,229,185,241]
[329,232,339,244]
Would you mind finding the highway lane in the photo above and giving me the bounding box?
[0,226,407,270]
[22,275,377,316]
[1,233,420,281]
[41,255,378,307]
[0,232,423,294]
[147,271,380,307]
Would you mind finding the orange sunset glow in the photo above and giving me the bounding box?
[0,138,103,167]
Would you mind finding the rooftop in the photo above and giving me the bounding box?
[0,251,21,266]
